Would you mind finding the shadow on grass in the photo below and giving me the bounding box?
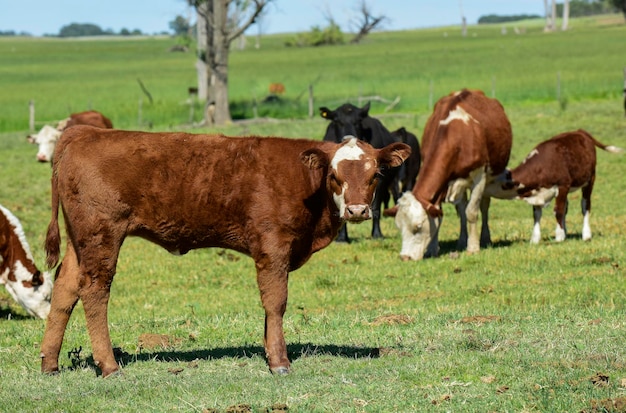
[67,343,380,375]
[434,238,514,257]
[0,306,33,321]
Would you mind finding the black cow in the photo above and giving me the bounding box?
[389,127,421,205]
[320,102,420,242]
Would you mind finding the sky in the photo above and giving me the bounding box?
[0,0,546,37]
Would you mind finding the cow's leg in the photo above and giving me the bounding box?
[80,270,118,377]
[255,255,290,374]
[77,226,123,377]
[553,187,569,242]
[479,196,492,247]
[335,223,350,243]
[531,206,542,244]
[41,244,80,374]
[581,180,594,241]
[466,171,488,253]
[455,194,469,250]
[371,180,387,239]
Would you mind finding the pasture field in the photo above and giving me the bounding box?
[1,18,626,413]
[1,14,625,131]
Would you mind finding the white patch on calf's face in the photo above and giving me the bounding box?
[33,125,61,162]
[330,137,367,217]
[395,193,437,260]
[330,137,364,170]
[439,106,476,126]
[3,261,52,319]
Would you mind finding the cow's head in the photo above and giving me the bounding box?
[395,192,441,261]
[301,137,411,222]
[320,102,371,143]
[28,125,62,162]
[0,205,53,319]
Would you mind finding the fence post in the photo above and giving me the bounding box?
[556,71,561,102]
[29,100,35,132]
[428,80,434,110]
[308,84,314,118]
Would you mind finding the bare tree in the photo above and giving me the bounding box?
[561,0,570,31]
[544,0,557,32]
[190,0,273,125]
[350,0,386,44]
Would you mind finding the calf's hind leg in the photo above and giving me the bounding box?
[41,245,81,374]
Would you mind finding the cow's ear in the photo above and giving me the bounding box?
[300,148,329,170]
[319,107,332,120]
[360,101,371,117]
[378,142,411,169]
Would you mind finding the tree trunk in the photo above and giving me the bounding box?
[195,1,210,102]
[211,0,232,125]
[561,0,570,31]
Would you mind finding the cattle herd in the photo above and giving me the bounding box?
[0,88,622,377]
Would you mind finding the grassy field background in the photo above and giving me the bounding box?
[1,15,626,412]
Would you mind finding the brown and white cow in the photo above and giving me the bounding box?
[394,89,512,260]
[40,126,410,377]
[487,129,623,243]
[28,110,113,162]
[0,204,52,319]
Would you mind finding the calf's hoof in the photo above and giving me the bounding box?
[270,366,290,375]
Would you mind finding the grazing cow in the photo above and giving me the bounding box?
[40,126,410,377]
[320,102,421,242]
[388,127,421,204]
[395,89,512,260]
[487,129,623,243]
[28,110,113,162]
[0,204,52,319]
[269,82,285,95]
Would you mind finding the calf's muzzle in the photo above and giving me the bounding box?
[345,204,371,222]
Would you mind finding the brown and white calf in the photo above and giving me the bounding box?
[0,204,52,318]
[487,129,623,243]
[40,125,410,377]
[394,89,512,260]
[28,110,113,162]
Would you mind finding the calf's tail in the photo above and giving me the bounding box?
[583,129,624,154]
[45,170,61,269]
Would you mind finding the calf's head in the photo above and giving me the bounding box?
[0,205,53,318]
[28,125,61,163]
[395,192,441,261]
[301,137,411,222]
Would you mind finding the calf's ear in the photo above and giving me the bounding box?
[378,142,412,169]
[300,148,329,192]
[300,148,329,170]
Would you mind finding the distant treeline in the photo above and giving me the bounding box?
[57,23,144,37]
[0,23,161,37]
[478,0,619,24]
[478,14,541,24]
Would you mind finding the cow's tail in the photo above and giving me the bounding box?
[584,129,624,154]
[45,169,61,269]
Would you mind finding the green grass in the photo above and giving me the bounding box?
[1,17,626,413]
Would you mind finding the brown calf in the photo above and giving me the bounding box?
[488,129,623,243]
[0,204,52,319]
[394,89,512,260]
[40,126,410,377]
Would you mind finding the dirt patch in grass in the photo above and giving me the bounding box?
[582,397,626,413]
